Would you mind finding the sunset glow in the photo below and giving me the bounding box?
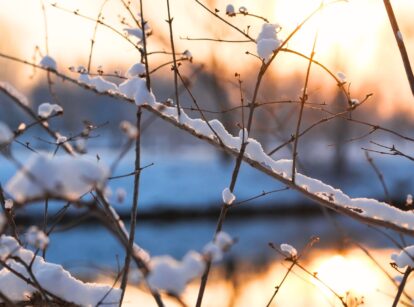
[313,254,380,297]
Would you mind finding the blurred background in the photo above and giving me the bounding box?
[1,0,414,305]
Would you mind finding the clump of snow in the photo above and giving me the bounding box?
[39,55,57,71]
[165,98,174,106]
[203,231,234,262]
[126,63,146,78]
[17,123,26,133]
[280,243,297,259]
[78,72,90,84]
[4,199,13,210]
[337,71,347,83]
[397,31,404,42]
[202,242,222,262]
[183,50,193,62]
[6,153,109,202]
[38,102,63,119]
[120,121,138,139]
[77,74,117,93]
[256,23,281,61]
[406,194,413,206]
[257,40,280,61]
[90,76,118,93]
[0,122,13,145]
[239,6,248,14]
[0,235,121,305]
[25,226,49,249]
[118,77,156,105]
[124,28,143,40]
[226,4,236,16]
[215,231,233,250]
[56,133,67,144]
[257,23,279,41]
[147,251,205,295]
[222,188,236,205]
[350,98,360,107]
[391,246,414,268]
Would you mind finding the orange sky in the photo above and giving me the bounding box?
[1,0,413,116]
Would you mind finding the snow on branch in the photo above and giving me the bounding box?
[138,101,414,236]
[3,60,413,235]
[5,153,108,202]
[0,235,121,305]
[391,245,414,268]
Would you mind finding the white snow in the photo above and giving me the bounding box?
[126,63,146,78]
[239,6,248,14]
[226,4,236,16]
[4,199,13,210]
[280,243,297,258]
[0,81,30,106]
[56,133,67,144]
[202,231,233,262]
[147,103,414,232]
[17,123,26,132]
[39,55,57,71]
[147,251,205,295]
[215,231,233,250]
[77,74,117,93]
[0,235,121,305]
[337,71,347,82]
[257,23,279,41]
[124,28,143,40]
[222,187,236,205]
[0,122,13,145]
[256,24,281,61]
[6,153,109,202]
[118,77,156,105]
[25,226,49,249]
[202,242,223,262]
[78,73,91,84]
[120,120,138,139]
[391,245,414,268]
[89,76,118,93]
[37,102,63,119]
[183,49,193,61]
[350,98,360,107]
[406,194,413,206]
[257,39,280,60]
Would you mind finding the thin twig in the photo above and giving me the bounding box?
[383,0,414,96]
[291,31,318,182]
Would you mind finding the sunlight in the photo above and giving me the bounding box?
[274,0,384,71]
[313,254,379,298]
